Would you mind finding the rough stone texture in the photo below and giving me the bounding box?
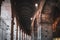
[0,18,7,40]
[1,0,12,40]
[41,24,52,40]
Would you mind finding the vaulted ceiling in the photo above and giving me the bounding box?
[11,0,60,35]
[11,0,39,35]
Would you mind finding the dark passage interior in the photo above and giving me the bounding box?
[0,0,60,39]
[11,0,60,37]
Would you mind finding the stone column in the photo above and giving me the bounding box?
[1,0,12,40]
[41,4,53,40]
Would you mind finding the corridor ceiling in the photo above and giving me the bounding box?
[11,0,40,35]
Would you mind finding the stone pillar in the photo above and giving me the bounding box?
[41,4,53,40]
[1,0,11,40]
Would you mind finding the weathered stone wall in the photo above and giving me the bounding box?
[1,0,12,40]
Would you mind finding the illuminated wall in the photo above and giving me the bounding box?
[1,0,12,40]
